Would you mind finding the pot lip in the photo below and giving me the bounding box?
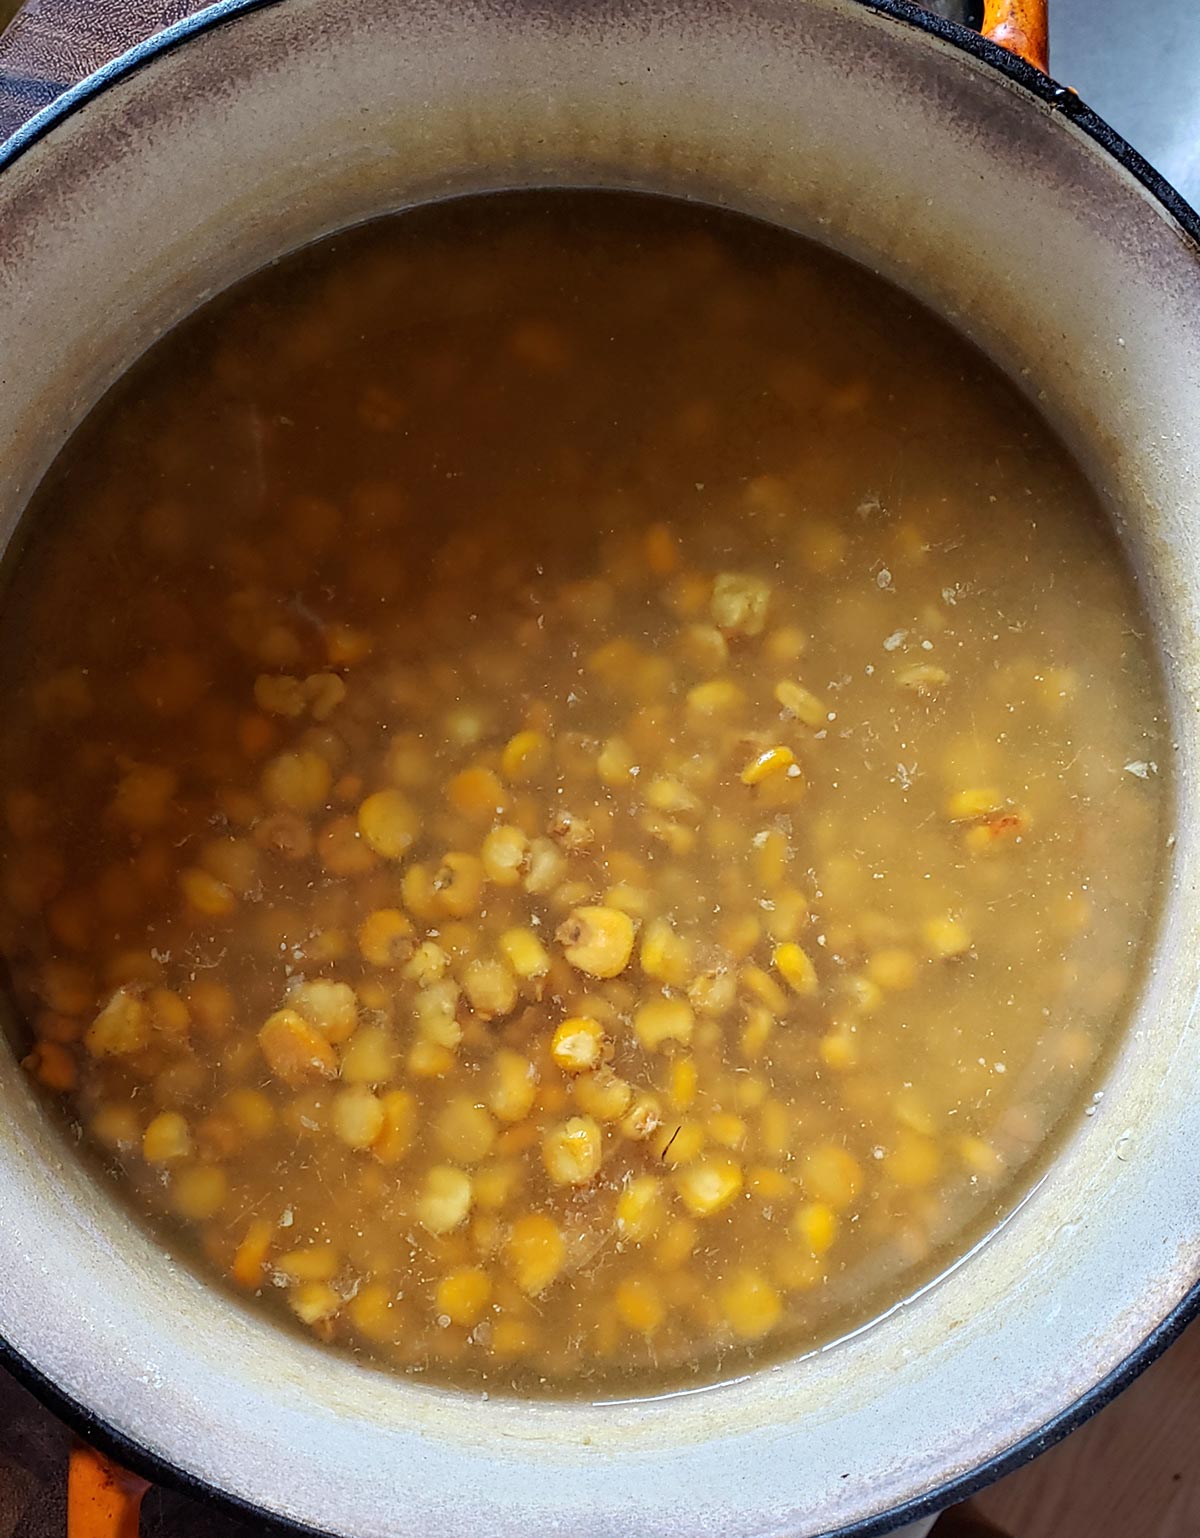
[1,0,1198,1534]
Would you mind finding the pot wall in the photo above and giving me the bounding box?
[0,3,1198,1535]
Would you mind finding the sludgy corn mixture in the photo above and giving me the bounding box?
[0,193,1165,1392]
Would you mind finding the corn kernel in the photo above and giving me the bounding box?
[497,926,550,980]
[686,679,744,717]
[262,749,331,813]
[231,1218,274,1289]
[946,787,1004,821]
[793,1200,838,1256]
[868,947,918,991]
[436,1098,496,1163]
[357,788,419,859]
[688,968,736,1016]
[620,1093,662,1141]
[654,1119,705,1166]
[551,1016,605,1074]
[501,730,550,782]
[437,1266,492,1327]
[331,1086,385,1149]
[448,766,507,822]
[574,1068,632,1122]
[171,1165,227,1220]
[225,1088,275,1137]
[142,1110,191,1163]
[803,1143,862,1208]
[340,1024,398,1084]
[747,1164,792,1201]
[675,1156,743,1217]
[741,745,796,786]
[348,1282,397,1343]
[924,915,971,958]
[84,987,148,1058]
[615,1175,665,1242]
[408,1039,455,1078]
[557,905,635,978]
[523,837,567,895]
[888,1130,941,1188]
[434,852,485,917]
[634,996,694,1052]
[504,1213,564,1296]
[773,942,818,997]
[720,1267,781,1339]
[372,1089,417,1164]
[711,571,771,636]
[481,825,529,887]
[275,1245,339,1283]
[640,917,693,987]
[542,1115,603,1185]
[418,1165,473,1233]
[488,1050,538,1123]
[615,1275,664,1334]
[669,1057,699,1111]
[655,1216,698,1268]
[289,1281,341,1326]
[818,1031,858,1070]
[774,679,826,727]
[597,736,637,785]
[359,908,415,968]
[289,979,358,1043]
[959,1134,1005,1179]
[257,1008,338,1085]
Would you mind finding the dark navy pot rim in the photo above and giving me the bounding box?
[0,0,1197,1532]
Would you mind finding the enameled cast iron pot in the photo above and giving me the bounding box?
[0,2,1197,1535]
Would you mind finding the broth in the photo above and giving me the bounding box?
[0,192,1166,1394]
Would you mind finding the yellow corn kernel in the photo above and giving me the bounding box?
[110,763,177,829]
[463,958,517,1019]
[357,788,419,859]
[819,1031,858,1070]
[897,662,949,693]
[275,1245,339,1284]
[888,1130,941,1188]
[473,1160,520,1210]
[720,1267,781,1340]
[774,679,827,728]
[501,729,550,782]
[542,1115,603,1185]
[436,1098,497,1163]
[741,745,796,786]
[741,964,786,1013]
[487,1050,538,1124]
[773,942,818,997]
[262,749,332,813]
[372,1088,417,1164]
[747,1164,792,1202]
[640,917,693,987]
[491,1317,535,1357]
[655,1215,698,1268]
[504,1213,565,1297]
[480,825,529,888]
[551,1016,605,1074]
[142,1110,191,1164]
[348,1282,397,1344]
[404,940,450,987]
[418,1165,473,1233]
[171,1165,227,1221]
[413,980,462,1048]
[793,1200,838,1256]
[574,1068,632,1122]
[767,890,809,946]
[804,1144,862,1209]
[437,1266,492,1328]
[946,786,1004,821]
[711,571,771,636]
[289,979,358,1043]
[84,987,147,1059]
[959,1134,1005,1179]
[620,1093,663,1141]
[434,852,485,918]
[923,915,971,958]
[669,1057,699,1111]
[615,1275,665,1335]
[330,1086,385,1150]
[90,1104,139,1150]
[23,1040,76,1092]
[340,1024,398,1084]
[653,1119,705,1166]
[323,622,372,666]
[448,766,508,822]
[178,866,235,920]
[675,1156,743,1217]
[688,968,736,1016]
[357,907,414,969]
[720,913,762,960]
[231,1217,274,1289]
[498,926,550,980]
[739,1005,771,1063]
[225,1088,275,1138]
[752,829,788,890]
[523,836,567,895]
[634,996,694,1052]
[706,1111,747,1149]
[399,863,439,923]
[615,1175,665,1242]
[557,905,635,978]
[686,679,745,717]
[759,1099,790,1159]
[407,1039,456,1078]
[289,1281,341,1326]
[597,735,637,786]
[258,1008,338,1085]
[868,947,918,991]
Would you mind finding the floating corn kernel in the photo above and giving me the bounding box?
[488,1050,538,1123]
[330,1086,385,1150]
[504,1213,565,1297]
[436,1097,497,1163]
[274,1245,339,1284]
[888,1130,941,1188]
[348,1282,397,1344]
[498,926,550,980]
[356,788,419,860]
[615,1275,665,1334]
[481,825,529,887]
[803,1143,862,1209]
[358,907,415,968]
[339,1025,397,1084]
[142,1110,191,1163]
[437,1266,492,1328]
[711,571,771,637]
[742,964,787,1014]
[688,968,736,1016]
[923,915,971,958]
[413,979,462,1048]
[557,905,635,978]
[720,1267,781,1339]
[231,1218,274,1290]
[669,1057,699,1111]
[261,749,332,813]
[741,745,796,786]
[289,979,359,1043]
[685,678,745,717]
[634,996,695,1052]
[654,1119,705,1166]
[371,1089,417,1164]
[867,947,918,992]
[574,1068,632,1122]
[675,1156,743,1217]
[258,1008,338,1085]
[946,787,1004,821]
[85,987,148,1058]
[897,662,949,693]
[793,1200,838,1256]
[289,1281,341,1327]
[418,1165,473,1233]
[774,679,826,727]
[773,942,818,997]
[542,1115,603,1185]
[404,940,449,987]
[958,1134,1005,1179]
[551,1016,605,1074]
[615,1174,665,1242]
[22,1041,76,1092]
[407,1038,455,1078]
[819,1031,858,1070]
[433,852,485,917]
[500,729,549,782]
[447,765,508,822]
[463,958,517,1019]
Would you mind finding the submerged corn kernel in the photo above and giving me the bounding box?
[542,1115,603,1185]
[803,1144,862,1209]
[179,866,235,919]
[897,662,949,693]
[557,905,635,978]
[418,1165,473,1233]
[358,907,415,968]
[437,1266,492,1327]
[504,1213,565,1296]
[711,571,771,636]
[946,787,1004,821]
[615,1275,665,1334]
[669,1057,699,1111]
[448,766,507,821]
[436,1097,497,1163]
[331,1086,385,1149]
[741,745,796,786]
[640,917,692,987]
[488,1050,538,1123]
[357,789,419,859]
[720,1268,781,1339]
[289,979,358,1042]
[171,1165,227,1221]
[867,947,918,991]
[85,988,148,1058]
[634,996,694,1052]
[773,942,818,997]
[463,958,517,1019]
[675,1156,743,1217]
[574,1068,632,1122]
[793,1200,838,1256]
[550,1016,605,1074]
[498,926,550,980]
[289,1281,341,1326]
[231,1218,274,1290]
[262,749,331,813]
[142,1110,191,1163]
[371,1089,417,1164]
[923,915,971,958]
[774,679,826,727]
[258,1008,338,1085]
[615,1174,666,1242]
[686,678,744,717]
[501,729,550,782]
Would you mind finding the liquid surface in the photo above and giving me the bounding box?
[0,193,1166,1394]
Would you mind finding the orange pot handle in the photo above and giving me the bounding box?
[980,0,1049,74]
[69,1440,150,1538]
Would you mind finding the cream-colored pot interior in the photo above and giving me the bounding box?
[1,2,1198,1535]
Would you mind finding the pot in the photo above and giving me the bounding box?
[0,3,1197,1536]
